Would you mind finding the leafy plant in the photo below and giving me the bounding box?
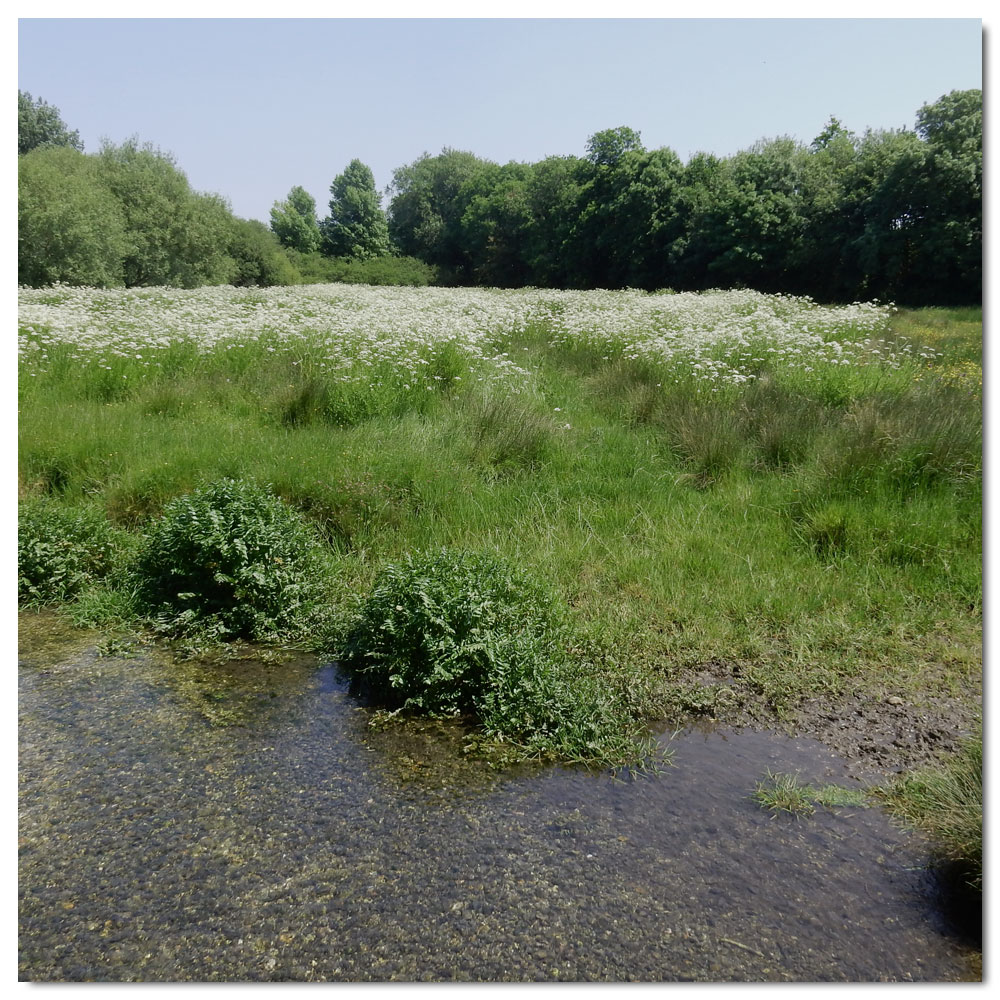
[18,499,124,604]
[339,548,649,765]
[134,478,330,641]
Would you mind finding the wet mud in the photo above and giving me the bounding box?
[18,617,980,982]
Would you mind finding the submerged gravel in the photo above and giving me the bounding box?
[18,616,979,982]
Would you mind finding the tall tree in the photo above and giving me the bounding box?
[856,93,981,305]
[388,149,493,280]
[18,91,83,155]
[523,155,586,287]
[320,160,391,260]
[270,185,321,253]
[18,145,126,287]
[95,138,237,288]
[790,117,860,299]
[458,161,534,286]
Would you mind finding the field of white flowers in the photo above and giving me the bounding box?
[18,284,927,392]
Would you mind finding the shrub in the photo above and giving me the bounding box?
[134,478,329,640]
[18,499,123,604]
[281,250,437,286]
[339,549,649,765]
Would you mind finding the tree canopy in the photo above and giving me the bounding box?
[17,88,981,304]
[270,186,321,254]
[18,91,83,155]
[320,160,391,260]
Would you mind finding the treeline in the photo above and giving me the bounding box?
[17,93,435,290]
[18,89,981,304]
[378,91,980,305]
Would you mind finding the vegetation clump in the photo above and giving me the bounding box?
[18,499,124,604]
[339,548,650,765]
[752,770,869,817]
[883,725,982,891]
[134,478,330,641]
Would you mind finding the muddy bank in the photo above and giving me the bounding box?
[18,618,979,982]
[665,656,982,779]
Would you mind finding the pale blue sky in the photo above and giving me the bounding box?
[17,17,983,224]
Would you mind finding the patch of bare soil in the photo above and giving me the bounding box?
[664,659,981,783]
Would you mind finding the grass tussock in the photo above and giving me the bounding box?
[752,770,870,817]
[882,725,983,891]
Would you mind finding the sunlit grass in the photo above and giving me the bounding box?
[18,288,981,731]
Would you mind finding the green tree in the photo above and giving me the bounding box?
[523,155,586,286]
[95,138,236,287]
[916,89,982,160]
[228,218,301,287]
[320,160,391,260]
[566,130,686,289]
[269,185,321,253]
[857,94,981,305]
[388,149,493,280]
[18,91,83,155]
[585,126,643,168]
[18,145,126,287]
[790,117,861,298]
[458,161,534,286]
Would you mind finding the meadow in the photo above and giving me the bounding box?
[18,284,981,746]
[18,281,983,887]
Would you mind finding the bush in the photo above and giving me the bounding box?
[19,499,123,604]
[339,549,649,764]
[18,145,127,288]
[282,250,437,286]
[134,478,329,640]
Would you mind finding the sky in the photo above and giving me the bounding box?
[16,13,984,226]
[17,15,983,225]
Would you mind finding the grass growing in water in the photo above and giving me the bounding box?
[881,725,982,891]
[752,770,870,817]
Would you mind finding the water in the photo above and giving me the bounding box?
[18,620,979,982]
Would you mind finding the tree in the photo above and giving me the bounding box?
[585,126,643,168]
[18,145,126,287]
[320,160,391,260]
[458,161,534,286]
[18,91,83,155]
[270,185,321,253]
[387,149,493,280]
[95,138,237,287]
[523,155,586,287]
[670,139,809,294]
[567,131,684,289]
[228,218,300,287]
[855,95,981,306]
[811,115,853,152]
[916,89,982,161]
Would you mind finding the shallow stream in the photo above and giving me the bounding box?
[18,618,979,982]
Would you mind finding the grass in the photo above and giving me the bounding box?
[752,770,870,817]
[881,724,983,891]
[17,289,982,768]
